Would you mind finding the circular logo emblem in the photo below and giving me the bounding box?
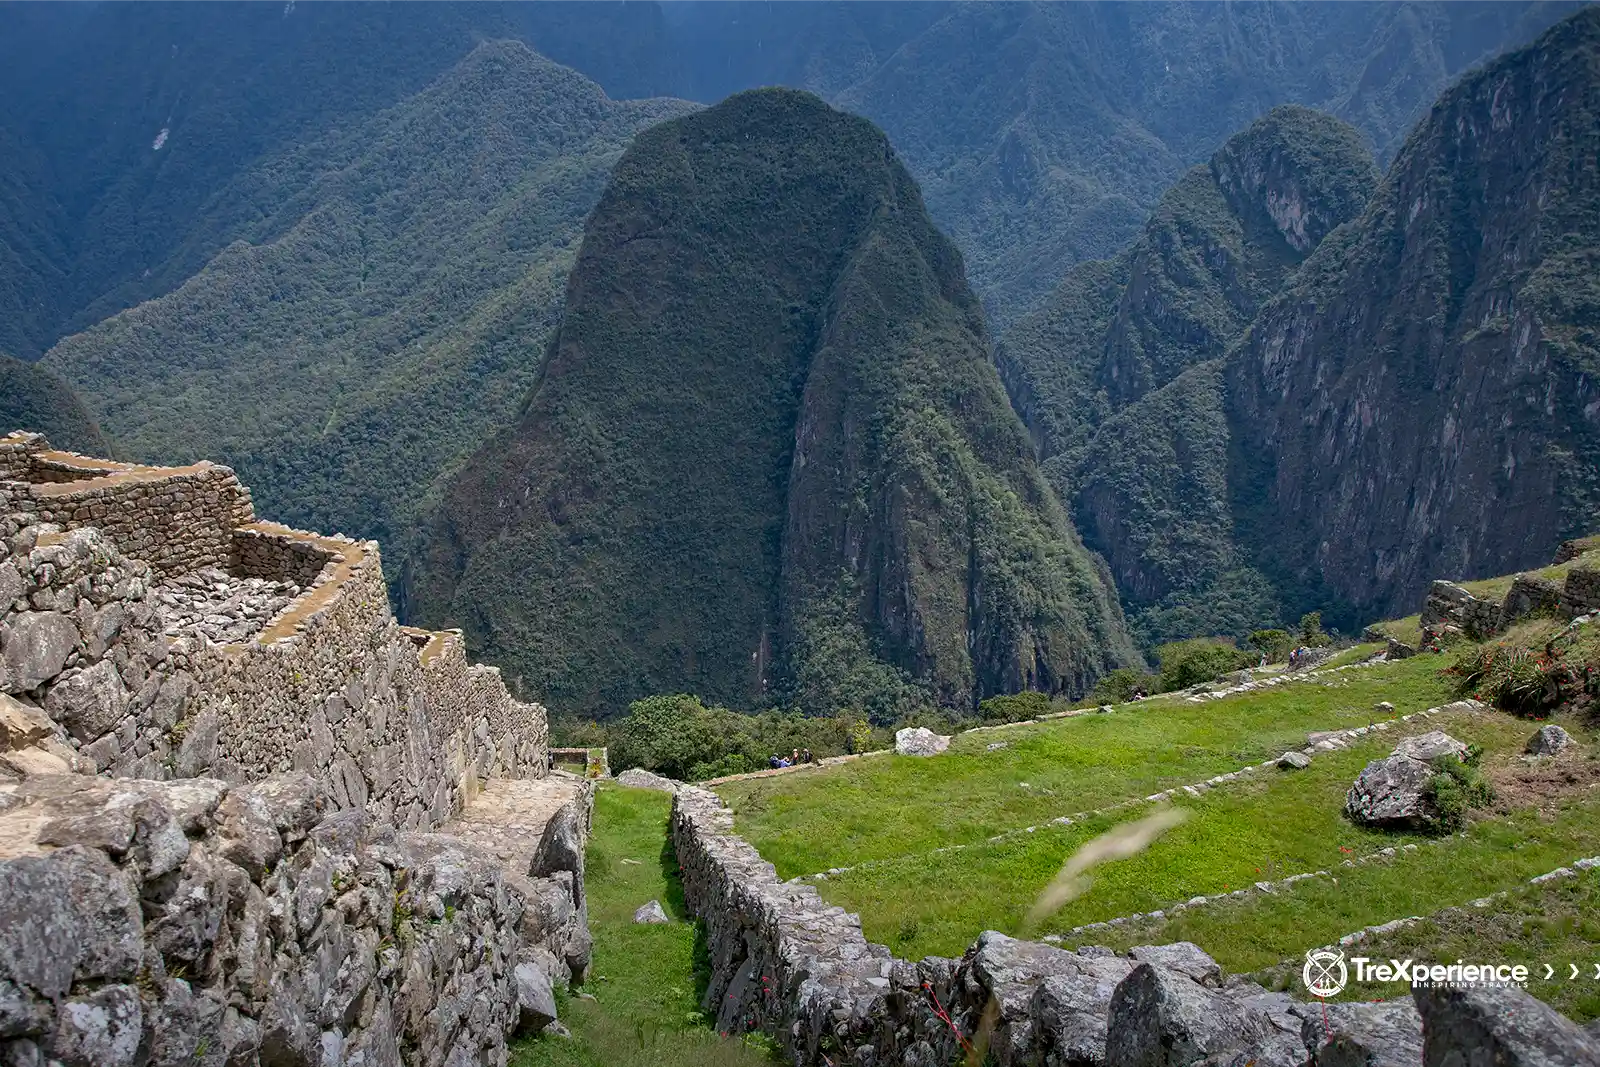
[1303,949,1348,998]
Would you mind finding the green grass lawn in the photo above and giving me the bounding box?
[511,785,777,1067]
[1252,867,1600,1023]
[717,655,1459,877]
[804,709,1600,966]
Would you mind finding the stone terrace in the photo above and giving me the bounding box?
[0,431,583,1064]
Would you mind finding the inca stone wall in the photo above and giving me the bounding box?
[1,432,579,1065]
[0,432,549,832]
[672,785,1600,1066]
[0,771,582,1067]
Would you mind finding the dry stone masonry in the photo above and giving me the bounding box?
[0,432,582,1065]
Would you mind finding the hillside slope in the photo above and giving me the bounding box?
[0,2,688,357]
[0,354,108,456]
[997,107,1379,642]
[45,41,694,555]
[1228,7,1600,621]
[411,89,1138,719]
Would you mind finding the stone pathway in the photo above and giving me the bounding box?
[442,775,582,878]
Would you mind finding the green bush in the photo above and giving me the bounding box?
[1247,629,1292,662]
[1425,752,1495,833]
[609,695,724,780]
[1155,638,1254,692]
[1298,612,1332,649]
[978,691,1054,724]
[1087,667,1161,704]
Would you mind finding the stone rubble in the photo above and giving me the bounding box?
[153,565,299,645]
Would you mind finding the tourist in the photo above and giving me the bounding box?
[791,748,801,765]
[768,754,782,769]
[801,748,813,764]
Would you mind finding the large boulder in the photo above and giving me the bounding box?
[1104,963,1297,1067]
[1,611,79,693]
[895,727,951,757]
[616,767,679,792]
[1301,999,1424,1067]
[1347,732,1469,829]
[1345,754,1438,829]
[513,963,557,1035]
[632,900,669,924]
[1413,983,1600,1066]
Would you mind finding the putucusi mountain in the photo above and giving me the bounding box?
[409,89,1140,719]
[44,41,694,555]
[1002,7,1600,640]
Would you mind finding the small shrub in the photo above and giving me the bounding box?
[1298,611,1332,648]
[1445,644,1565,715]
[978,690,1052,724]
[1088,667,1159,704]
[1425,755,1495,833]
[1155,638,1254,692]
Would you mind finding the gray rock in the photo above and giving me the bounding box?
[2,611,78,692]
[1278,751,1313,770]
[514,963,558,1035]
[1385,637,1416,660]
[239,774,327,843]
[212,789,284,879]
[1345,754,1439,829]
[0,847,144,1000]
[542,1020,573,1039]
[0,561,22,610]
[1105,963,1277,1067]
[633,900,670,924]
[1392,731,1467,764]
[616,767,679,793]
[1300,999,1424,1067]
[145,979,225,1067]
[1413,983,1600,1066]
[1128,943,1223,989]
[1526,724,1573,757]
[895,727,951,757]
[174,707,220,778]
[50,984,142,1067]
[1032,959,1138,1066]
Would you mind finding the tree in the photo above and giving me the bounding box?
[1248,629,1292,662]
[609,694,721,780]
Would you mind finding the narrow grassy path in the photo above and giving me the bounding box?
[511,785,777,1067]
[718,656,1457,876]
[807,709,1600,963]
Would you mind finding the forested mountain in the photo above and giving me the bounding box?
[0,1,688,359]
[0,353,108,456]
[833,0,1585,327]
[1004,7,1600,639]
[998,107,1379,643]
[409,90,1138,719]
[45,42,694,554]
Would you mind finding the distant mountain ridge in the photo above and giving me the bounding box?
[0,1,691,359]
[410,89,1139,718]
[1002,7,1600,639]
[643,2,1587,328]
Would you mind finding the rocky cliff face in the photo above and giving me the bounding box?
[997,107,1377,642]
[411,89,1137,718]
[1228,8,1600,621]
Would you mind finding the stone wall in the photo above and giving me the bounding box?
[230,525,335,587]
[671,785,1599,1067]
[1,434,550,835]
[0,771,567,1067]
[1,433,256,580]
[1421,580,1504,640]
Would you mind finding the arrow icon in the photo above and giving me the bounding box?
[1593,963,1599,979]
[1571,964,1581,980]
[1543,964,1554,980]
